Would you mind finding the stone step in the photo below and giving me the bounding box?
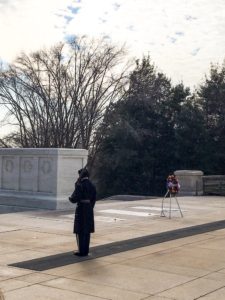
[0,204,40,214]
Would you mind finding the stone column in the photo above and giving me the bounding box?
[174,170,204,196]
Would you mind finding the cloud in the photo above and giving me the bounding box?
[175,31,184,36]
[127,25,134,31]
[0,0,225,89]
[113,3,121,11]
[168,37,177,44]
[191,47,200,56]
[185,15,198,21]
[64,0,225,88]
[0,0,73,61]
[68,5,80,14]
[64,15,74,24]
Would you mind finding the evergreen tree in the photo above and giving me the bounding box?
[197,62,225,174]
[93,57,189,197]
[174,95,205,170]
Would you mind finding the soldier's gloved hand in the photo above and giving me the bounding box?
[69,197,73,203]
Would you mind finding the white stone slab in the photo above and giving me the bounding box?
[132,206,162,211]
[99,209,158,217]
[63,214,125,223]
[132,206,187,212]
[63,214,74,219]
[95,216,126,222]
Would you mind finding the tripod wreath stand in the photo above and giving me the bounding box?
[160,189,183,219]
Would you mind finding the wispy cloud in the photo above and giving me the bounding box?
[0,0,225,89]
[64,15,74,24]
[113,3,121,11]
[191,47,200,56]
[185,15,197,21]
[127,25,134,31]
[99,17,107,23]
[65,0,225,88]
[0,0,72,60]
[168,37,177,44]
[68,5,80,14]
[175,31,184,36]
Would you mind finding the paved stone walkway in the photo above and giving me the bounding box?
[1,196,225,299]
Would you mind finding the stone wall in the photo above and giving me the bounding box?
[0,148,88,210]
[202,175,225,195]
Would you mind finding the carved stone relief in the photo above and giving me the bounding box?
[4,159,14,173]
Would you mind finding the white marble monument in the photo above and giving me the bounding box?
[0,148,88,210]
[174,170,204,196]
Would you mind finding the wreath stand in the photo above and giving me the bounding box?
[160,190,183,219]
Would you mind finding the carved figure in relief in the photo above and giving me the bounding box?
[23,160,32,173]
[40,160,52,174]
[4,159,14,173]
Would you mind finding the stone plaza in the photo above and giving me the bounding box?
[1,195,225,299]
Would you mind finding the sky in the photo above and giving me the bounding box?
[0,0,225,89]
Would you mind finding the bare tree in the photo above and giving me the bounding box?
[0,37,129,151]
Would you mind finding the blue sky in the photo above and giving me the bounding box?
[0,0,225,89]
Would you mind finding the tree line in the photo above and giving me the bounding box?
[0,37,224,197]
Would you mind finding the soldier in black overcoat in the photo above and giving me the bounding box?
[69,168,96,256]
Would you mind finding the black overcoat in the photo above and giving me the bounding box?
[70,178,96,234]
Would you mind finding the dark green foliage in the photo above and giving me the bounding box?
[174,96,205,170]
[197,63,225,174]
[93,57,190,197]
[91,59,225,198]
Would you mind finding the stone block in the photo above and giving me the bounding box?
[0,148,88,210]
[174,170,204,196]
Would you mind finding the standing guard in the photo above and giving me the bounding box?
[69,168,96,256]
